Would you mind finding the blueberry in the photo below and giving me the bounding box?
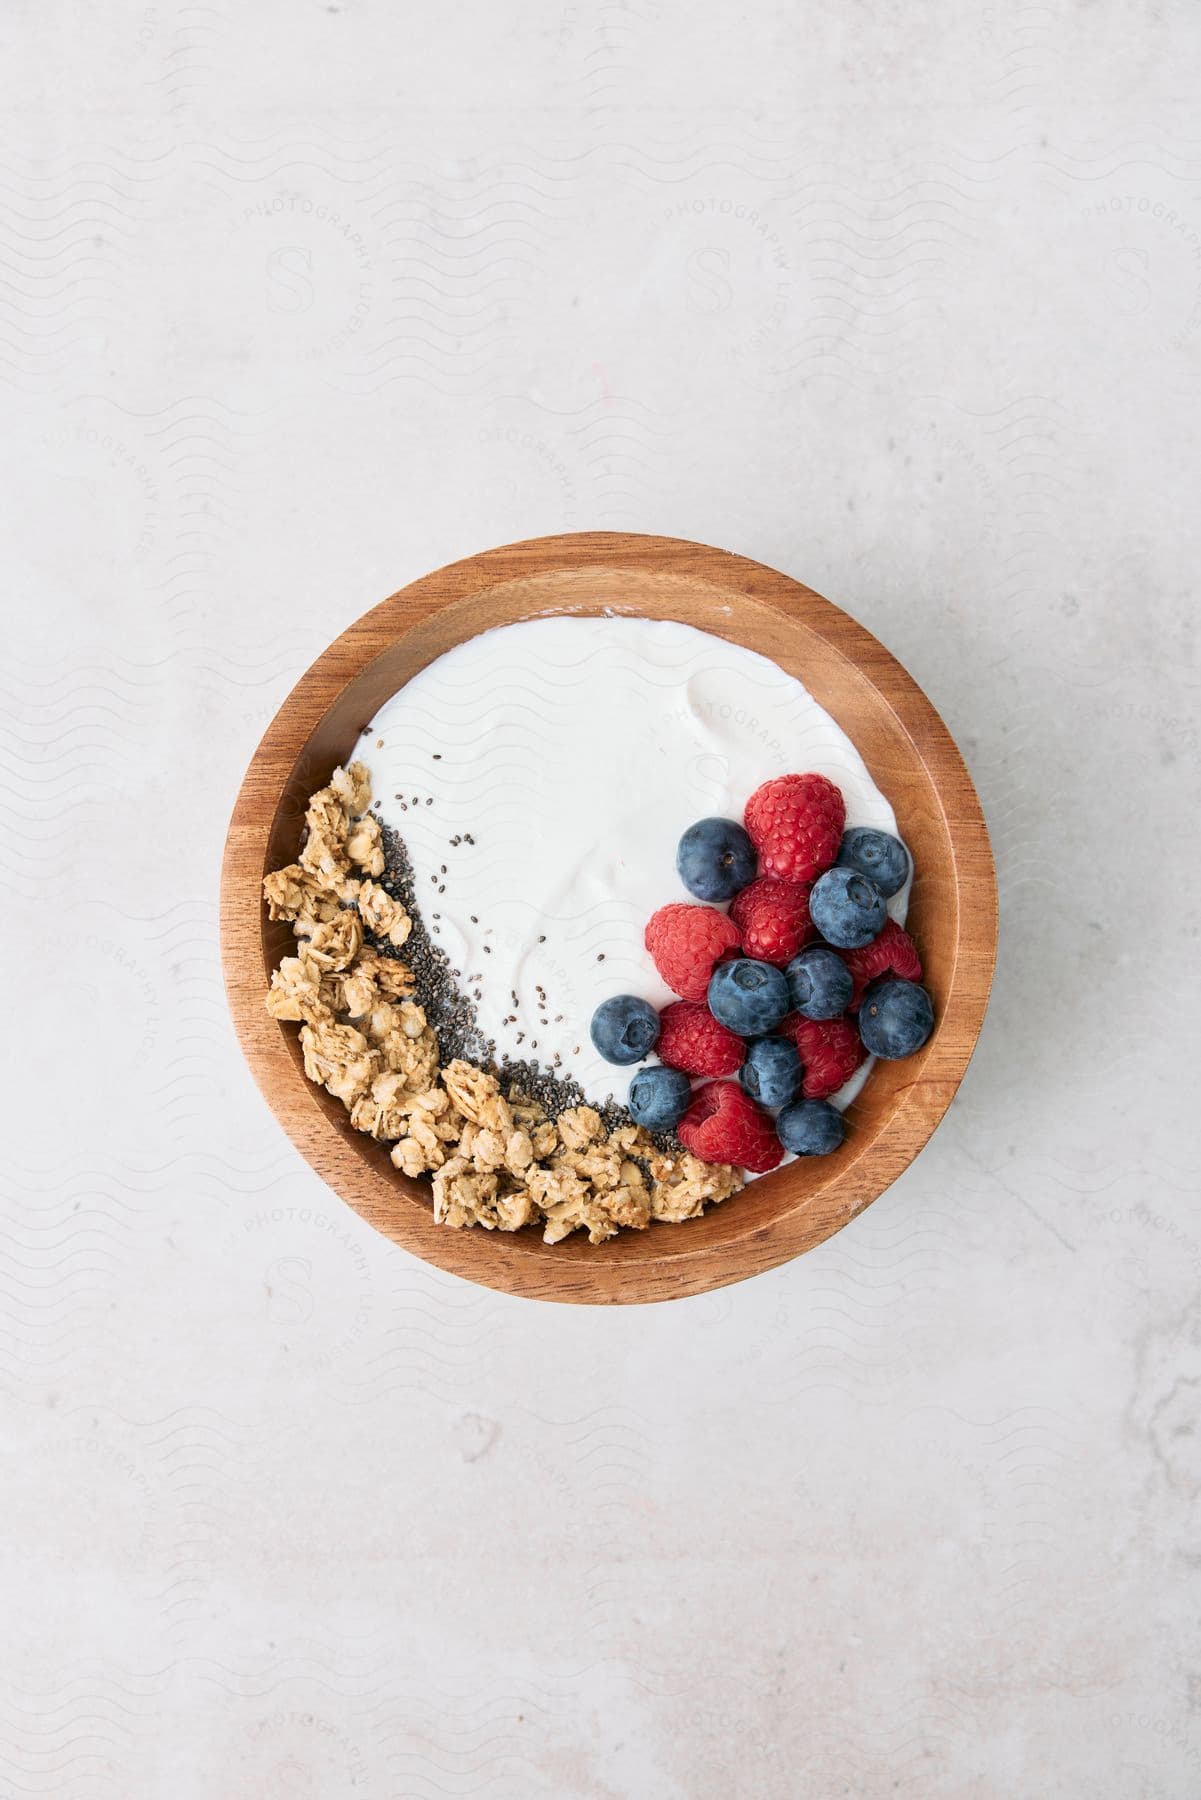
[707,958,789,1035]
[739,1036,801,1108]
[590,995,660,1065]
[777,1097,845,1156]
[836,826,910,899]
[857,978,934,1059]
[628,1064,691,1130]
[676,816,757,901]
[785,943,853,1019]
[810,866,886,948]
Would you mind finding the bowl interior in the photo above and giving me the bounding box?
[226,537,993,1303]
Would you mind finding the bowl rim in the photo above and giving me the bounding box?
[220,531,996,1305]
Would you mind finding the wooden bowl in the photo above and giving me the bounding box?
[221,533,995,1305]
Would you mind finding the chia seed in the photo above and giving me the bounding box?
[372,819,674,1132]
[372,823,496,1068]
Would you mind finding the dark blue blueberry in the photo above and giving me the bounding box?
[777,1097,845,1156]
[707,957,789,1035]
[676,816,757,902]
[810,866,887,949]
[628,1064,692,1131]
[590,995,661,1065]
[739,1036,802,1108]
[836,826,910,899]
[785,943,853,1019]
[857,978,934,1059]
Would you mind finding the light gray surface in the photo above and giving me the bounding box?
[3,4,1199,1795]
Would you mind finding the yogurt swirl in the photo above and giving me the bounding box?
[357,615,909,1113]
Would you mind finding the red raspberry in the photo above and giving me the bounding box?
[678,1080,783,1174]
[729,877,815,966]
[645,903,740,1002]
[744,773,845,883]
[841,918,923,1008]
[784,1014,866,1099]
[656,1001,744,1078]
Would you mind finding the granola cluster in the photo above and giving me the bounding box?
[264,763,743,1244]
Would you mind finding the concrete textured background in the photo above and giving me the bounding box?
[3,3,1199,1794]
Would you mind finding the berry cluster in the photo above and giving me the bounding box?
[589,775,935,1173]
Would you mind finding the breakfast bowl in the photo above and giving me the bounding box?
[220,532,996,1305]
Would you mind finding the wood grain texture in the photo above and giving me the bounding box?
[220,533,997,1305]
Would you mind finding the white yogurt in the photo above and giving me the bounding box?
[356,616,909,1114]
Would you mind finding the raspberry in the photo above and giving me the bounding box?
[784,1014,866,1100]
[656,1001,744,1078]
[744,773,845,884]
[678,1081,783,1174]
[841,918,923,1008]
[644,903,740,1002]
[729,876,815,966]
